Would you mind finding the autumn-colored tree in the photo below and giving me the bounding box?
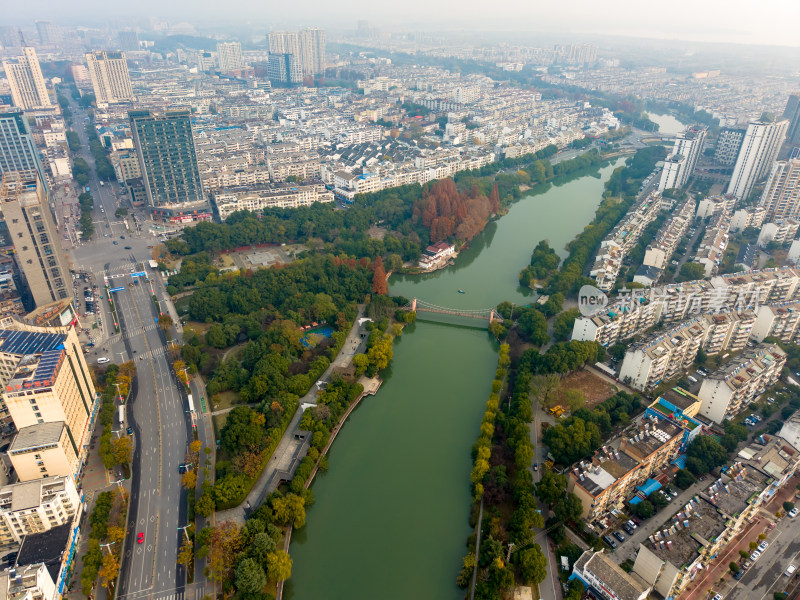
[266,550,293,582]
[177,540,193,566]
[270,401,283,414]
[110,436,132,465]
[181,469,197,490]
[107,526,125,545]
[189,440,202,455]
[173,360,189,385]
[98,552,120,588]
[489,182,500,213]
[367,335,393,372]
[158,313,174,332]
[413,178,492,243]
[233,447,265,479]
[272,494,306,528]
[371,255,387,295]
[207,521,243,583]
[352,353,369,377]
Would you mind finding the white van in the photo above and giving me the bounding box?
[785,565,796,577]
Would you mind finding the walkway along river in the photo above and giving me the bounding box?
[284,158,624,599]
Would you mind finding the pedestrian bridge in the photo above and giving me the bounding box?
[401,298,497,325]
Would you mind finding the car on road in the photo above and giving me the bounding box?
[623,524,634,535]
[112,241,118,245]
[789,507,799,518]
[97,357,110,364]
[137,532,144,544]
[602,535,617,549]
[124,246,131,250]
[712,594,723,600]
[613,531,625,542]
[786,565,797,577]
[121,235,125,239]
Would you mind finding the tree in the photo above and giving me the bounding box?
[272,494,306,528]
[517,309,549,346]
[235,557,267,593]
[207,522,243,583]
[177,540,194,567]
[674,468,696,489]
[158,313,174,332]
[518,545,548,585]
[729,562,740,574]
[107,526,125,545]
[266,550,293,582]
[98,552,120,588]
[686,436,728,475]
[784,501,795,512]
[352,353,369,377]
[554,493,584,523]
[553,309,581,341]
[535,471,567,506]
[677,262,706,282]
[181,470,197,490]
[110,435,132,465]
[739,550,749,559]
[371,256,388,295]
[531,374,561,408]
[196,492,215,517]
[632,500,655,519]
[366,335,393,372]
[608,343,627,362]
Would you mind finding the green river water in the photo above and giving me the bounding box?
[285,158,624,600]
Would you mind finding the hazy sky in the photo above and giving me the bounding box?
[4,0,800,48]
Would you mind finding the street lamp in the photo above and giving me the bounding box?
[117,351,127,362]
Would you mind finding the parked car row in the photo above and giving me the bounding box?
[744,413,762,427]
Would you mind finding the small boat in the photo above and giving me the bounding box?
[458,289,465,294]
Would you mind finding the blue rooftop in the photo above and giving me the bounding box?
[27,349,64,388]
[0,330,66,355]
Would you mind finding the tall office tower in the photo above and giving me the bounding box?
[2,48,51,110]
[0,173,69,308]
[714,127,746,166]
[129,109,204,208]
[782,93,800,158]
[216,42,244,73]
[300,28,325,76]
[34,21,61,45]
[760,159,800,221]
[658,126,707,191]
[118,30,139,52]
[0,27,23,49]
[0,322,97,481]
[727,120,789,200]
[85,51,135,104]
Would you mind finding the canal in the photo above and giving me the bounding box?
[285,158,624,600]
[646,112,687,135]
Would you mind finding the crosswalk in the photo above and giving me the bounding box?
[106,323,158,344]
[154,592,184,600]
[138,346,167,360]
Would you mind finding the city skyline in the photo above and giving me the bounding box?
[0,0,798,48]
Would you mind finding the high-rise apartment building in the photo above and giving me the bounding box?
[216,42,244,73]
[129,109,204,208]
[0,174,69,308]
[267,54,302,85]
[657,126,706,191]
[0,110,43,185]
[727,120,789,200]
[0,323,97,481]
[760,159,800,221]
[782,93,800,158]
[34,21,61,45]
[117,30,139,52]
[714,127,745,166]
[268,31,301,57]
[2,48,51,111]
[300,28,325,76]
[85,51,134,104]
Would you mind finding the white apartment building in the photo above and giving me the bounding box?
[658,126,707,191]
[85,51,134,104]
[642,198,694,269]
[750,300,800,343]
[2,48,51,110]
[216,42,244,73]
[0,563,56,600]
[693,209,731,277]
[696,194,736,218]
[728,120,790,200]
[714,127,745,166]
[213,183,333,220]
[698,344,786,423]
[757,219,800,247]
[730,206,766,232]
[591,192,663,291]
[760,159,800,221]
[618,311,753,391]
[0,477,80,546]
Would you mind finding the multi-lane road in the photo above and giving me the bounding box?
[63,95,196,600]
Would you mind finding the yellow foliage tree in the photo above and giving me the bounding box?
[98,552,120,588]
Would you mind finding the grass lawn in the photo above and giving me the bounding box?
[210,390,238,412]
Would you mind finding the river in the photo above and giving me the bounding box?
[285,158,624,600]
[646,112,687,136]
